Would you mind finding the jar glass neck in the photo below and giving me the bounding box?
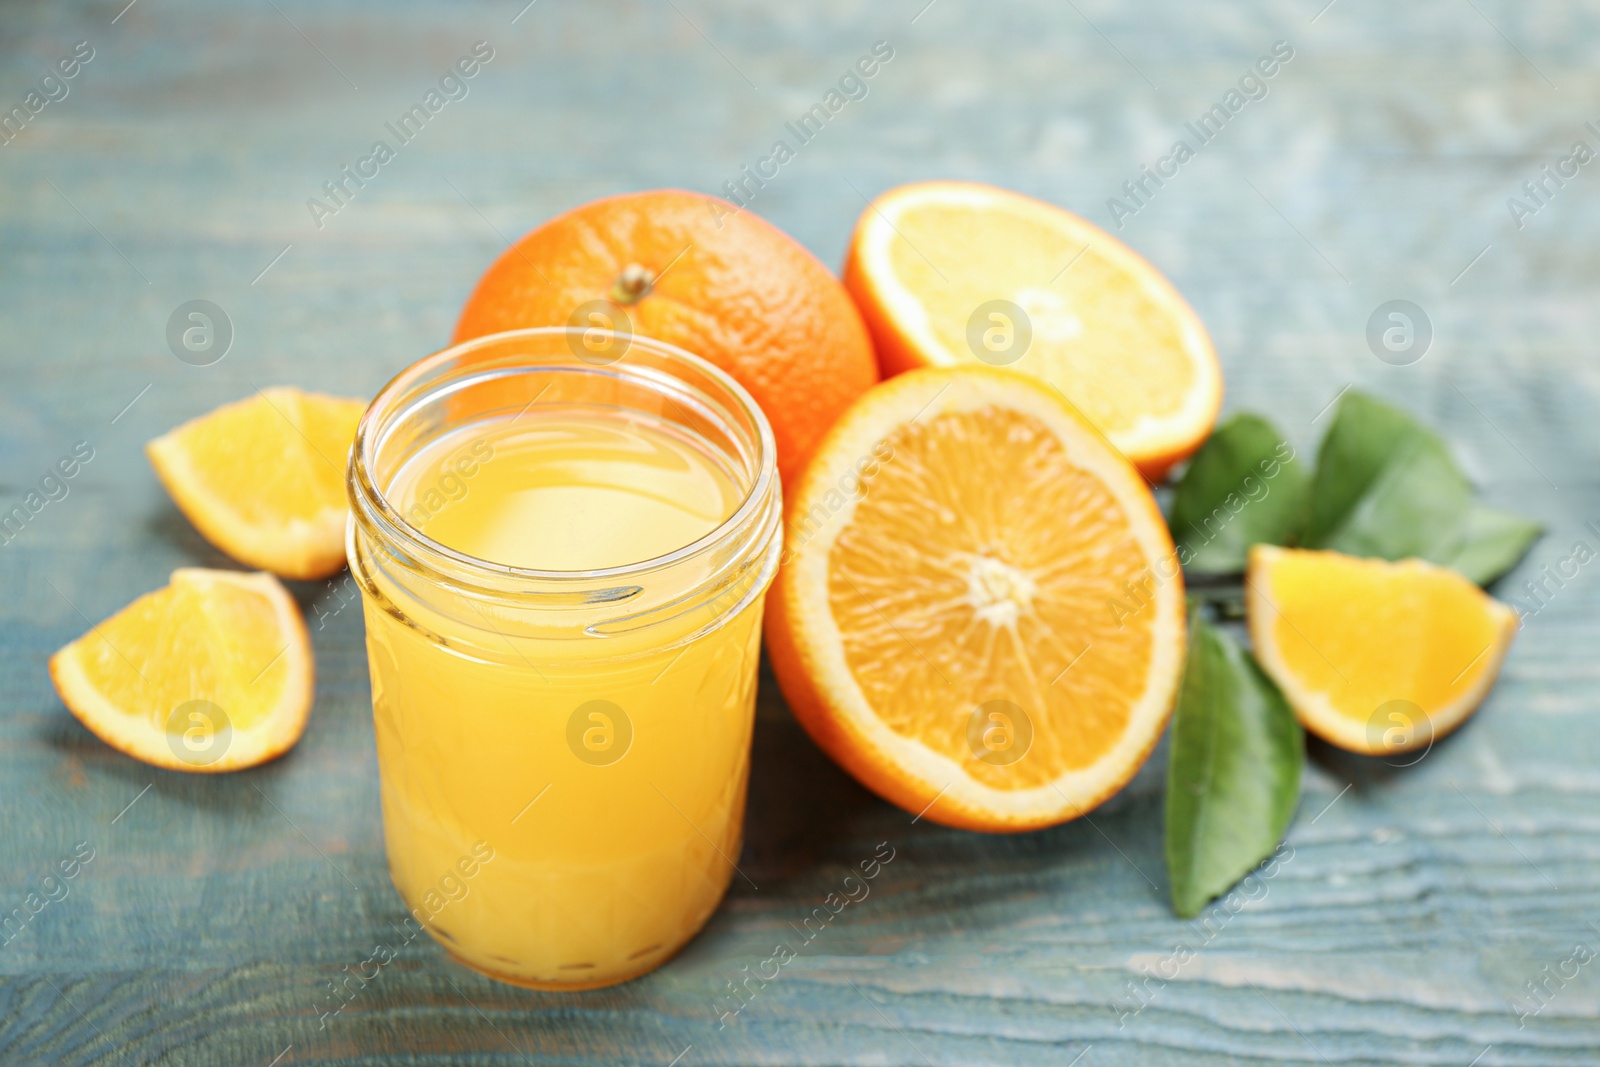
[347,328,780,649]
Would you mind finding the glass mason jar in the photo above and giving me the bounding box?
[346,328,780,990]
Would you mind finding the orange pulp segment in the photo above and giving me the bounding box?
[147,388,367,580]
[1247,545,1518,754]
[48,568,313,773]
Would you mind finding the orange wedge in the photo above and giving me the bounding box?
[844,181,1222,481]
[766,366,1186,832]
[147,388,367,580]
[48,568,313,773]
[1247,546,1518,755]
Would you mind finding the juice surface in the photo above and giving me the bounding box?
[361,408,764,988]
[397,414,741,570]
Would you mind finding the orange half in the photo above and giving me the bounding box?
[1247,546,1518,754]
[766,366,1186,831]
[844,181,1222,480]
[49,568,313,773]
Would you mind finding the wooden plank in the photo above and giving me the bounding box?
[2,0,1598,1062]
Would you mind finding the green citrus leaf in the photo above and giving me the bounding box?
[1443,504,1544,587]
[1165,610,1302,919]
[1303,391,1472,560]
[1168,414,1309,574]
[1303,391,1540,584]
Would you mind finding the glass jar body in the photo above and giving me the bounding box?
[347,328,779,989]
[358,581,765,988]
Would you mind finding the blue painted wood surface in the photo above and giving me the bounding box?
[2,1,1598,1063]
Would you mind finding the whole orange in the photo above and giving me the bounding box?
[452,190,878,486]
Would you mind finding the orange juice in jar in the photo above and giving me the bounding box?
[347,328,779,989]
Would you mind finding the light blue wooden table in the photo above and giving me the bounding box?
[2,1,1597,1063]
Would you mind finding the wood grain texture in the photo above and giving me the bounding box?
[3,0,1599,1062]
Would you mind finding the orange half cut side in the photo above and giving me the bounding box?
[845,180,1222,480]
[767,366,1186,831]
